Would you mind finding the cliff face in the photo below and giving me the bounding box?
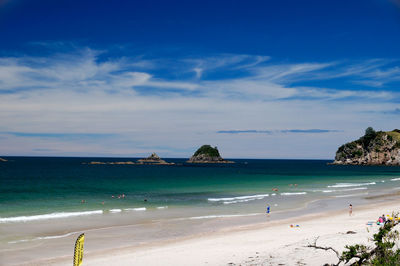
[333,129,400,165]
[187,145,234,163]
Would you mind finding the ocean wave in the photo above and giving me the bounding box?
[109,209,122,213]
[0,210,103,223]
[8,239,30,244]
[280,192,307,196]
[327,182,376,188]
[208,194,269,202]
[183,213,261,220]
[124,207,146,211]
[334,193,367,198]
[342,187,367,191]
[223,198,257,204]
[321,187,367,193]
[9,232,77,244]
[156,206,168,209]
[391,178,400,181]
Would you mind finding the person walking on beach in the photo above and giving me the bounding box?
[349,204,353,216]
[266,205,271,216]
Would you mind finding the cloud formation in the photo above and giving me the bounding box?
[217,129,339,134]
[0,46,399,158]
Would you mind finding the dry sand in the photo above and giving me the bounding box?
[23,200,400,266]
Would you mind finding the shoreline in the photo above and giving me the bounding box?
[8,195,400,266]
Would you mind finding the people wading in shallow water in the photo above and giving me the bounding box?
[349,204,353,216]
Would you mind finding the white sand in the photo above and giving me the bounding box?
[36,201,399,266]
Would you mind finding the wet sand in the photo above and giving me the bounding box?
[3,194,400,266]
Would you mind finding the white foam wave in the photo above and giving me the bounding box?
[327,182,376,188]
[185,213,260,220]
[280,192,307,196]
[271,193,276,196]
[124,207,146,211]
[391,178,400,181]
[8,239,30,244]
[109,209,122,213]
[208,194,269,202]
[222,198,257,204]
[320,187,367,193]
[156,206,168,209]
[342,187,367,191]
[0,210,103,223]
[9,232,76,244]
[334,193,367,198]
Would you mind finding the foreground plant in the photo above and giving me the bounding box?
[308,215,400,265]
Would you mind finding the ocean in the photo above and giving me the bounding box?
[2,156,400,263]
[1,157,400,221]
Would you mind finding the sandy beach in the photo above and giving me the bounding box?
[9,199,399,266]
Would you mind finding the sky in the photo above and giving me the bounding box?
[0,0,400,159]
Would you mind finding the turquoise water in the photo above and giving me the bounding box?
[1,157,400,221]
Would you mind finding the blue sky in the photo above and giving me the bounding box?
[0,0,400,158]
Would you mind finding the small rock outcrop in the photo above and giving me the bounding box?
[187,145,234,163]
[86,153,174,165]
[0,158,7,162]
[136,153,174,165]
[332,128,400,165]
[87,161,135,165]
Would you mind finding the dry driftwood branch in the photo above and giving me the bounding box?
[306,237,342,266]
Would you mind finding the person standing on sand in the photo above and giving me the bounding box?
[349,204,353,216]
[266,205,271,216]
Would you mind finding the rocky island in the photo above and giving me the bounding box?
[86,153,174,165]
[0,157,7,162]
[187,145,234,163]
[136,153,174,165]
[332,127,400,165]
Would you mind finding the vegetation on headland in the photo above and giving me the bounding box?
[193,145,221,157]
[311,215,400,265]
[333,127,400,165]
[187,145,234,163]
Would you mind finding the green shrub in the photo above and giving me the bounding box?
[193,145,221,157]
[340,215,400,265]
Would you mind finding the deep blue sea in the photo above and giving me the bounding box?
[1,157,400,222]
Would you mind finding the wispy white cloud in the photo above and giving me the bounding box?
[217,129,340,134]
[0,47,399,158]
